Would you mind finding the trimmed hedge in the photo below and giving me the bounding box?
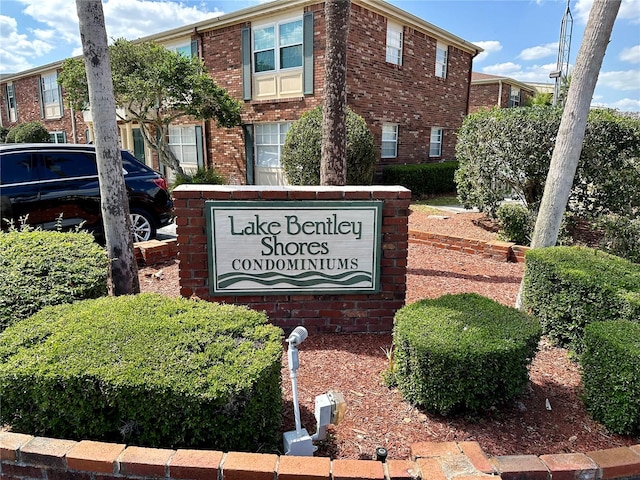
[522,246,640,352]
[0,230,108,331]
[382,161,458,198]
[392,293,541,415]
[0,294,284,451]
[581,320,640,435]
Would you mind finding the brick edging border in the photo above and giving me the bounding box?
[2,433,639,480]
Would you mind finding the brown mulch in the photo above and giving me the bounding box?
[138,209,639,459]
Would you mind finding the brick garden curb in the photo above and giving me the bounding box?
[2,433,639,480]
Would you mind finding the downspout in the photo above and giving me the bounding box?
[497,80,503,107]
[193,26,209,170]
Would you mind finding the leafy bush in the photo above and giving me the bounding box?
[581,320,640,435]
[496,203,533,246]
[5,121,51,143]
[392,293,541,415]
[0,294,284,451]
[0,229,108,331]
[281,105,376,185]
[382,161,458,198]
[522,246,640,352]
[171,167,226,191]
[0,126,9,143]
[455,107,640,218]
[597,214,640,264]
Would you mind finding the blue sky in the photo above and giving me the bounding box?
[1,0,638,111]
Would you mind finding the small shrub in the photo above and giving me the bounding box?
[392,293,541,415]
[5,121,50,143]
[597,214,640,264]
[0,229,108,331]
[581,320,640,435]
[281,105,376,185]
[496,203,533,246]
[522,246,640,352]
[0,294,284,451]
[382,161,458,198]
[0,126,9,143]
[171,167,226,191]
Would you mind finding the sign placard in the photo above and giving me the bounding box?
[206,200,383,295]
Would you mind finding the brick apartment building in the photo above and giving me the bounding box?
[469,72,537,114]
[1,0,481,185]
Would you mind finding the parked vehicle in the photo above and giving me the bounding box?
[0,143,173,242]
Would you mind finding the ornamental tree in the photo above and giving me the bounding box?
[59,38,242,176]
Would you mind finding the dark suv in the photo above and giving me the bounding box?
[0,143,173,242]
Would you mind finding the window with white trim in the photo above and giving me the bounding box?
[49,131,66,144]
[429,127,443,157]
[381,124,398,158]
[253,18,303,73]
[254,123,291,167]
[435,42,448,78]
[509,86,521,107]
[41,72,62,118]
[5,83,17,122]
[386,21,403,65]
[168,125,198,171]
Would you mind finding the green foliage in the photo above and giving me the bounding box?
[455,107,640,218]
[496,203,533,246]
[5,121,51,143]
[597,214,640,263]
[382,161,458,198]
[525,92,553,107]
[0,126,9,143]
[522,246,640,352]
[0,294,284,451]
[281,105,376,185]
[171,167,226,191]
[0,229,108,331]
[392,293,541,415]
[581,320,640,435]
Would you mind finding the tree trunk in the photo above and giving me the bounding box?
[76,0,140,295]
[320,0,350,186]
[516,0,620,308]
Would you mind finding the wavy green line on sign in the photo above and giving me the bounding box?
[218,269,366,282]
[218,271,372,289]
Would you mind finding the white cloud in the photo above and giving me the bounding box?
[0,14,54,72]
[610,97,640,111]
[518,42,559,61]
[574,0,640,24]
[620,45,640,63]
[471,40,502,63]
[481,62,569,84]
[597,69,640,90]
[482,62,522,76]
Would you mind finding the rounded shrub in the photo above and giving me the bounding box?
[171,166,226,191]
[581,320,640,435]
[392,293,541,415]
[496,203,533,246]
[0,229,108,331]
[281,105,376,185]
[5,121,51,143]
[0,294,284,451]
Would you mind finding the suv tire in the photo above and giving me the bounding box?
[130,208,156,243]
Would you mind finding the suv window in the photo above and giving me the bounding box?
[121,151,149,174]
[39,152,97,180]
[0,152,35,185]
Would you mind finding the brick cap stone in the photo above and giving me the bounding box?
[20,436,77,468]
[0,432,35,461]
[332,458,385,479]
[66,440,126,474]
[586,447,640,479]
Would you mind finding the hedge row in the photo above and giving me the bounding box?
[522,246,640,352]
[382,161,458,198]
[0,294,284,451]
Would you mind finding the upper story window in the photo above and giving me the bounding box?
[429,127,443,157]
[509,86,521,107]
[381,124,398,158]
[166,40,195,58]
[5,83,17,122]
[386,21,403,66]
[253,18,303,73]
[40,71,62,119]
[435,42,448,78]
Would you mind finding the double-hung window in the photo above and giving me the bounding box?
[435,42,448,78]
[509,86,521,107]
[429,127,443,157]
[5,83,17,122]
[254,123,291,167]
[41,72,62,118]
[386,22,403,65]
[253,19,303,73]
[381,124,398,158]
[168,125,198,172]
[49,131,66,144]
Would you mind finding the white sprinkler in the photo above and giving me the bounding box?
[283,326,347,456]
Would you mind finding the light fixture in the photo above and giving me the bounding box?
[283,326,347,456]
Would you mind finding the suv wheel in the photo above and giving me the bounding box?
[130,208,156,243]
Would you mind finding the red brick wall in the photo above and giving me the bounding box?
[174,186,410,334]
[1,72,90,143]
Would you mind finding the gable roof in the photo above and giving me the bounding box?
[471,72,536,93]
